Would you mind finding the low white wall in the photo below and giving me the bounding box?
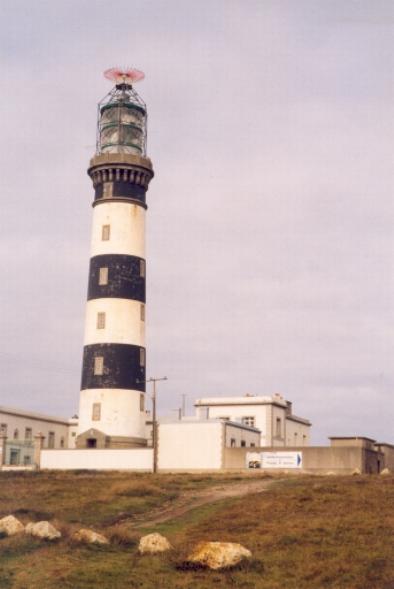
[41,448,153,471]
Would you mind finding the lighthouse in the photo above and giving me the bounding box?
[77,68,154,448]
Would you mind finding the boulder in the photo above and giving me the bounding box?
[351,468,361,476]
[25,521,61,541]
[186,541,252,570]
[138,533,172,554]
[72,528,109,545]
[0,515,25,536]
[380,468,391,475]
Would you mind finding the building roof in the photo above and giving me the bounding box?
[329,436,376,443]
[286,414,311,426]
[194,394,288,408]
[158,417,261,434]
[0,405,72,426]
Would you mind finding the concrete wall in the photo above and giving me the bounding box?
[158,421,223,471]
[40,448,153,471]
[223,445,383,474]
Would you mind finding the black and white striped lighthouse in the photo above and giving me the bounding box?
[77,68,154,448]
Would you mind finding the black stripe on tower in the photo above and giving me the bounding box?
[81,343,146,391]
[88,254,145,302]
[94,180,146,206]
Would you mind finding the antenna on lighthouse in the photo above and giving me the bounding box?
[103,67,145,86]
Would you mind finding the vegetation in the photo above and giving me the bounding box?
[0,471,393,588]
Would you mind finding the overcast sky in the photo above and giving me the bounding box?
[0,0,393,444]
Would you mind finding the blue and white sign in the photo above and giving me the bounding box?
[246,451,303,469]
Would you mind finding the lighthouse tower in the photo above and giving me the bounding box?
[77,68,154,448]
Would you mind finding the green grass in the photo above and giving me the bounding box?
[0,472,393,588]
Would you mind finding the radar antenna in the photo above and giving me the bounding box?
[104,67,145,85]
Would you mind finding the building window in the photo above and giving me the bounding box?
[102,224,110,241]
[140,304,145,322]
[23,455,31,465]
[48,432,55,449]
[139,348,145,367]
[13,429,19,440]
[10,449,20,465]
[94,356,104,376]
[92,403,101,421]
[25,428,32,441]
[140,394,145,412]
[60,437,65,448]
[230,438,236,447]
[250,443,256,447]
[303,434,307,445]
[241,416,255,428]
[98,267,108,285]
[71,432,76,437]
[241,440,246,447]
[140,259,145,277]
[97,312,106,329]
[276,417,282,437]
[0,423,7,435]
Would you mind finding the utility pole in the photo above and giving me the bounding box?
[146,376,167,473]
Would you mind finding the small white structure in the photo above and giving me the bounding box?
[158,419,260,471]
[194,394,311,447]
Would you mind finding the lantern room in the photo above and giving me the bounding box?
[97,80,147,156]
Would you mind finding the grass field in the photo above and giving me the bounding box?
[0,471,393,589]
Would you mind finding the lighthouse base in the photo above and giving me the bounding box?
[76,428,147,449]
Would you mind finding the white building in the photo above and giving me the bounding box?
[0,406,77,466]
[194,394,311,447]
[158,419,260,471]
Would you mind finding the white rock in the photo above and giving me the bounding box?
[72,528,109,545]
[138,533,172,554]
[187,541,252,570]
[25,521,61,540]
[380,468,391,475]
[0,515,25,536]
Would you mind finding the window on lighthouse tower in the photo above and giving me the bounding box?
[101,225,110,241]
[97,312,106,329]
[139,348,145,367]
[94,356,104,375]
[99,267,108,285]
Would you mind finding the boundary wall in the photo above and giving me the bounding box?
[40,448,153,471]
[223,445,384,474]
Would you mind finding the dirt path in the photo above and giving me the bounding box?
[130,478,275,529]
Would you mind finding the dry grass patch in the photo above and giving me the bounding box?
[0,472,393,588]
